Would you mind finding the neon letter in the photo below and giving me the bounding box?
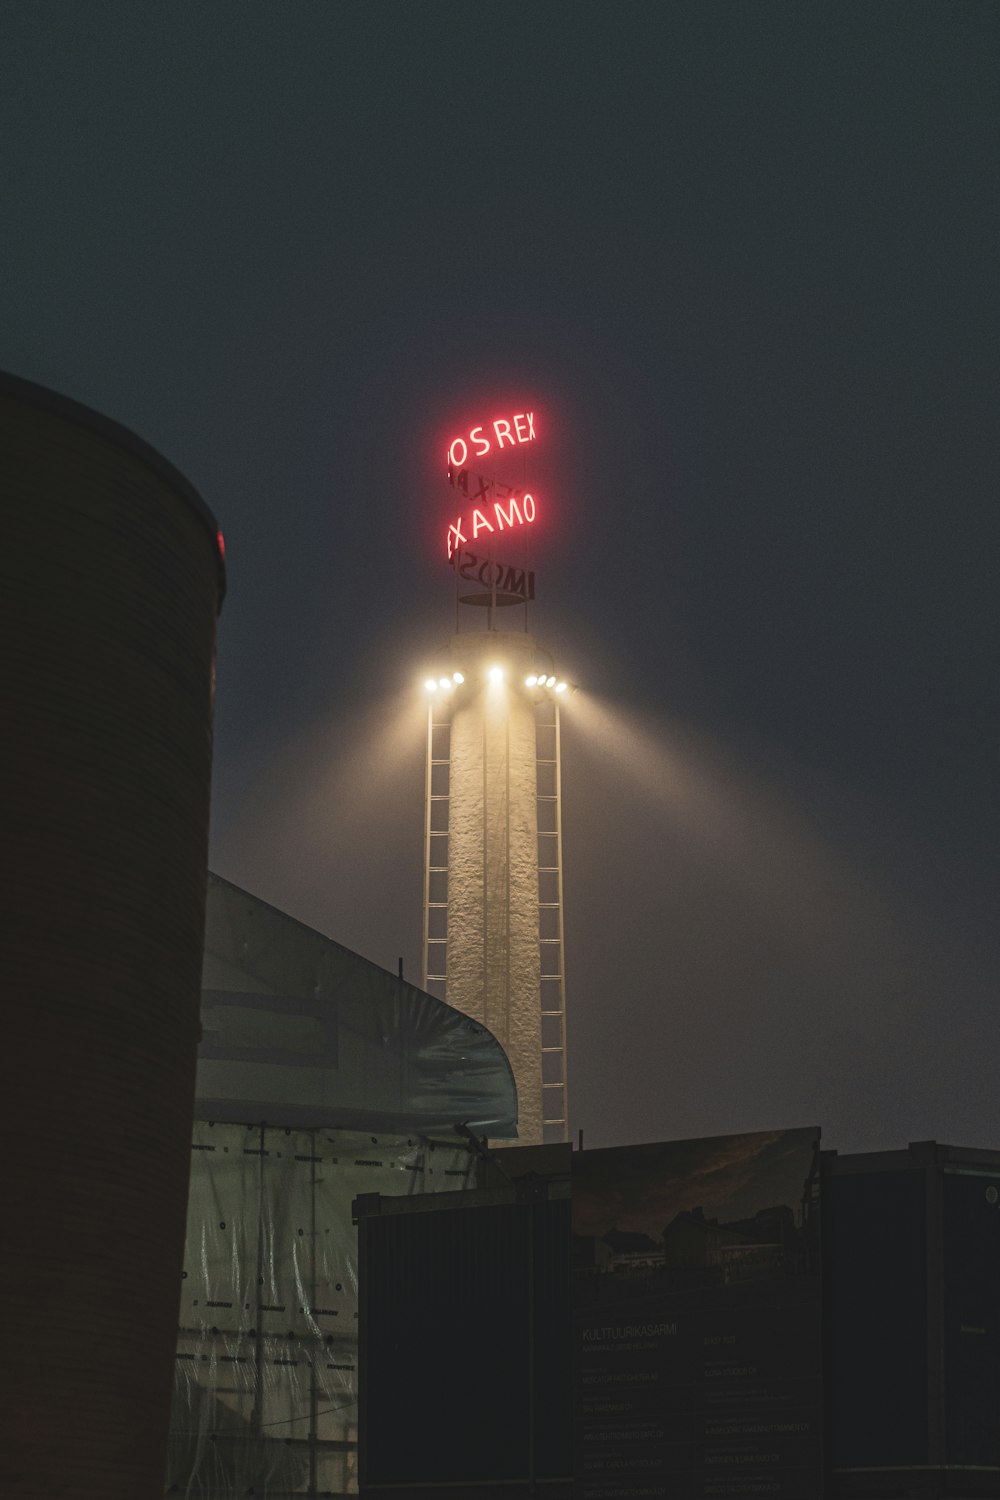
[513,414,529,443]
[526,412,535,440]
[523,493,536,522]
[492,418,514,449]
[459,551,477,581]
[493,495,524,531]
[501,565,526,595]
[470,426,491,457]
[448,437,468,468]
[471,508,494,538]
[447,517,467,559]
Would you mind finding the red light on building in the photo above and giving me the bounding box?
[447,493,537,559]
[446,412,536,470]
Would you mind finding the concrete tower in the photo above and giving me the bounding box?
[423,405,568,1144]
[422,624,569,1146]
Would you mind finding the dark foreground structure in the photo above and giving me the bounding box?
[1,373,225,1500]
[356,1136,1000,1500]
[826,1140,1000,1498]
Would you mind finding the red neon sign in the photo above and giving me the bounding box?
[446,411,536,470]
[447,492,537,559]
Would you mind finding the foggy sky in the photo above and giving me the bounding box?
[3,2,997,1155]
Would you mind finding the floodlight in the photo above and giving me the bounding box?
[526,674,538,687]
[452,672,464,684]
[555,681,568,693]
[424,678,438,692]
[489,666,504,683]
[439,677,452,690]
[546,675,557,687]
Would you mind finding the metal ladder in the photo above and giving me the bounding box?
[536,700,568,1143]
[422,703,450,1001]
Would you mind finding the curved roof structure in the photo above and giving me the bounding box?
[197,873,517,1137]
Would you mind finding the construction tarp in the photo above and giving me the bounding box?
[197,873,517,1138]
[171,1121,479,1497]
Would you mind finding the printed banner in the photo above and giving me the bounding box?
[572,1128,822,1499]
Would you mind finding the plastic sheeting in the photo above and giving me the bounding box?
[197,874,517,1138]
[169,1122,476,1497]
[169,878,512,1495]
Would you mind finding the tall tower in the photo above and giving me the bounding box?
[421,408,568,1145]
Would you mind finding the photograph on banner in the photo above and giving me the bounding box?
[572,1128,821,1500]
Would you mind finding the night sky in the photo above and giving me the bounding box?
[4,3,997,1154]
